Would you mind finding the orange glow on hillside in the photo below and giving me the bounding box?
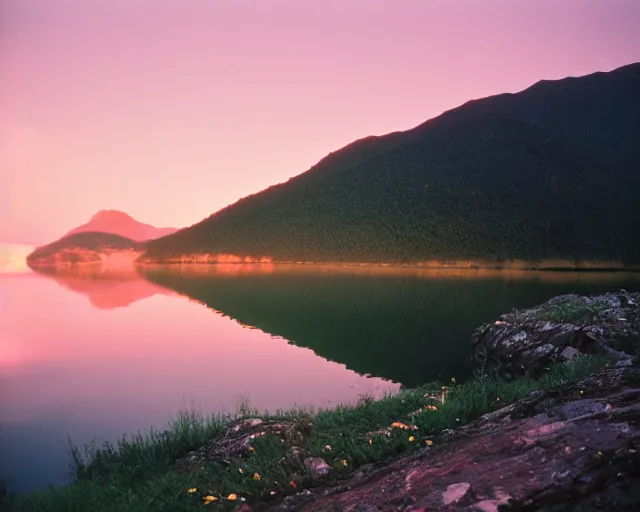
[140,261,640,285]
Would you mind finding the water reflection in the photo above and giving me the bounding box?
[0,271,397,494]
[31,268,176,309]
[140,264,640,386]
[2,262,640,495]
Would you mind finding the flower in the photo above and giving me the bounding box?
[227,493,238,500]
[290,480,297,488]
[408,436,415,442]
[253,472,261,481]
[451,377,457,383]
[203,495,217,504]
[248,446,255,452]
[270,490,277,496]
[391,421,417,430]
[341,459,348,466]
[187,488,197,493]
[425,440,434,446]
[369,438,373,445]
[324,445,332,451]
[238,468,244,473]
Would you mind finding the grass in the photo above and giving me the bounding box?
[6,356,610,512]
[530,296,605,324]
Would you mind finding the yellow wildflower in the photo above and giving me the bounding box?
[391,421,417,430]
[408,436,415,442]
[227,493,238,500]
[203,495,217,504]
[187,488,197,493]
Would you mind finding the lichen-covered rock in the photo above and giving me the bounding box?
[472,291,640,378]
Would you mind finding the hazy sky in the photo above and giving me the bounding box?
[1,0,639,244]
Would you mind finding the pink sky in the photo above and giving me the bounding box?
[1,0,639,244]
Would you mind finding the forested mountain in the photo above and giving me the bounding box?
[141,63,640,267]
[26,232,137,268]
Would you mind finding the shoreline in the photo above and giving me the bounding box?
[25,246,640,273]
[137,257,640,272]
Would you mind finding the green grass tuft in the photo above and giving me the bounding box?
[530,296,605,324]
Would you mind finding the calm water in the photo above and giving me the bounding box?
[2,251,640,494]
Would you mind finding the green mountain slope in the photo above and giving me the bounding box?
[142,63,640,266]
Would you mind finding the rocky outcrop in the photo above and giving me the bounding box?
[472,291,640,378]
[264,364,640,511]
[176,418,315,477]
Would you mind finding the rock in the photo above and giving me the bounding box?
[266,364,640,511]
[442,482,471,505]
[175,417,312,473]
[303,457,330,477]
[472,291,640,378]
[350,505,380,512]
[472,489,512,512]
[231,418,263,432]
[562,346,581,360]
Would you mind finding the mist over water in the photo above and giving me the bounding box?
[0,242,34,274]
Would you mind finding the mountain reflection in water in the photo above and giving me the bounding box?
[140,264,640,386]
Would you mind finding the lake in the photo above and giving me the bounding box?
[2,250,640,494]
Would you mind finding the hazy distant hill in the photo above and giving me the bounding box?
[64,210,177,242]
[141,63,640,267]
[27,232,137,268]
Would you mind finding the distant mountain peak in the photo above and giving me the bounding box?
[90,210,135,222]
[62,211,178,242]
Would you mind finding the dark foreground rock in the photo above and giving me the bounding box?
[472,291,640,378]
[261,364,640,512]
